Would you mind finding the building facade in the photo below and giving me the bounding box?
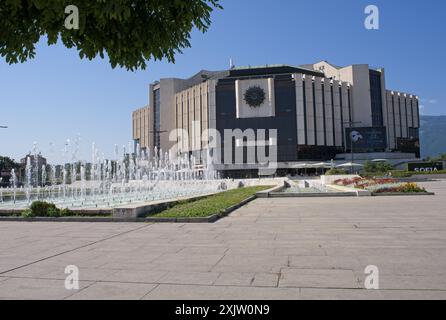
[132,62,420,176]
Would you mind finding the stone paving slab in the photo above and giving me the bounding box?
[142,284,302,300]
[299,288,383,300]
[0,278,93,300]
[158,271,221,286]
[279,268,361,289]
[67,282,157,300]
[377,289,446,300]
[0,180,445,299]
[213,272,255,286]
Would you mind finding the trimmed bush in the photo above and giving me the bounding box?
[363,161,393,173]
[60,208,73,217]
[30,201,59,217]
[22,201,73,217]
[21,209,34,218]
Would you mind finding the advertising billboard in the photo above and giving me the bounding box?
[345,127,387,152]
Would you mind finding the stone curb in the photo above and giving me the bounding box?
[0,208,112,216]
[0,195,259,224]
[255,184,287,198]
[268,192,357,198]
[371,192,435,196]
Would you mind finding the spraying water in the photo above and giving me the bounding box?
[1,140,229,210]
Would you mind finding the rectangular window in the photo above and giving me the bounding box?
[153,88,161,148]
[369,70,384,127]
[312,81,317,146]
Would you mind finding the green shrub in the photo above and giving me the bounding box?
[46,206,61,217]
[29,201,59,217]
[325,168,348,176]
[28,201,70,217]
[363,161,393,174]
[361,172,388,178]
[389,171,413,178]
[60,208,73,217]
[21,209,34,218]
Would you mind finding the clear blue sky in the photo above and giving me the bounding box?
[1,0,445,163]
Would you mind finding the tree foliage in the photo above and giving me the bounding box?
[0,156,20,171]
[0,0,222,70]
[363,161,393,173]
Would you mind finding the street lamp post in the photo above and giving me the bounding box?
[344,121,362,174]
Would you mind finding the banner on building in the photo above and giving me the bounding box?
[345,127,387,151]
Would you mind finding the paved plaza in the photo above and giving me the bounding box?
[1,180,446,300]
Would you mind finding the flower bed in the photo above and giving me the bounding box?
[333,177,397,189]
[333,177,427,194]
[373,182,426,194]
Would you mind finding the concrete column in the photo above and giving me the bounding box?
[332,80,342,147]
[386,91,396,150]
[400,94,408,137]
[314,77,325,146]
[294,74,306,145]
[323,79,334,146]
[394,93,402,139]
[304,76,315,146]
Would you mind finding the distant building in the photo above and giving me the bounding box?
[20,153,47,186]
[132,62,420,177]
[20,153,47,168]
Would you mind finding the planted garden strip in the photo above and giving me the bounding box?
[332,177,430,194]
[0,186,271,223]
[151,186,272,219]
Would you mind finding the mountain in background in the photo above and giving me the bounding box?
[420,115,446,159]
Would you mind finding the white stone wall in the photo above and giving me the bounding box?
[132,106,151,150]
[174,80,215,154]
[293,74,351,149]
[385,90,420,150]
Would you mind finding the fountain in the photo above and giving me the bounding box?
[0,139,234,211]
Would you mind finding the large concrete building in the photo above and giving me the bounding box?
[132,61,420,176]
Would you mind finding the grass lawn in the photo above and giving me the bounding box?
[152,185,273,218]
